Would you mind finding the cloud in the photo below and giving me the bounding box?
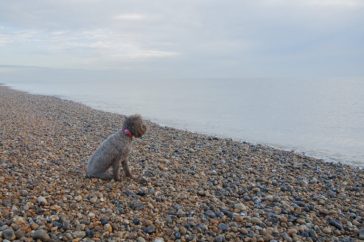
[113,13,146,21]
[263,0,364,8]
[0,0,363,78]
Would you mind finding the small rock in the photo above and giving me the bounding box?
[132,218,140,225]
[86,229,94,238]
[359,229,364,239]
[3,228,15,240]
[37,196,47,205]
[32,229,50,241]
[88,212,95,218]
[72,231,86,238]
[12,216,26,225]
[323,226,332,234]
[288,228,297,236]
[174,231,181,239]
[328,218,343,230]
[235,215,244,223]
[205,210,216,218]
[240,228,248,235]
[75,195,82,202]
[153,238,164,242]
[137,237,146,242]
[20,190,28,196]
[251,217,263,224]
[100,218,108,225]
[215,235,225,242]
[15,229,25,239]
[234,203,247,211]
[179,226,187,235]
[218,223,229,232]
[104,223,112,233]
[143,225,156,234]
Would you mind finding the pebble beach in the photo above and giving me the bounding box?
[0,85,363,242]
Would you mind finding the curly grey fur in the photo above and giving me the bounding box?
[86,114,146,181]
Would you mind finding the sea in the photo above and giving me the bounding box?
[1,73,363,168]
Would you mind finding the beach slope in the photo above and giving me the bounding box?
[0,86,363,241]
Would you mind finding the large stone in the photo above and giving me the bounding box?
[32,229,51,241]
[3,228,15,240]
[359,229,364,239]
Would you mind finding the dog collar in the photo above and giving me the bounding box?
[123,128,133,138]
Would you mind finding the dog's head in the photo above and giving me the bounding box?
[123,114,147,138]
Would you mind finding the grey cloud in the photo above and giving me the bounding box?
[0,0,363,79]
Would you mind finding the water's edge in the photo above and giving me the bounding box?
[2,83,362,169]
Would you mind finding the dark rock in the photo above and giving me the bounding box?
[174,231,181,239]
[112,200,124,214]
[328,218,343,230]
[338,237,354,242]
[100,218,109,225]
[196,223,208,232]
[52,221,63,228]
[86,229,94,238]
[32,229,51,241]
[143,225,156,234]
[218,223,229,232]
[205,210,216,218]
[359,229,364,240]
[132,218,140,225]
[3,228,16,240]
[221,209,234,219]
[129,200,145,210]
[215,235,225,242]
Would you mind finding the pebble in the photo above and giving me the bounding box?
[328,218,343,230]
[218,223,229,232]
[143,225,156,234]
[137,237,146,242]
[32,229,50,241]
[2,228,15,240]
[251,217,263,224]
[215,235,225,242]
[234,203,247,211]
[72,231,86,238]
[104,223,112,233]
[153,238,164,242]
[37,196,47,205]
[359,229,364,239]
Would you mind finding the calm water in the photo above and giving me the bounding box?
[2,76,364,167]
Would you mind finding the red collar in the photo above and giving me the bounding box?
[123,128,133,138]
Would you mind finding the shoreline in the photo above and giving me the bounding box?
[2,83,362,169]
[1,85,363,241]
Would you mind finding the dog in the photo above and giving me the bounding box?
[86,114,147,181]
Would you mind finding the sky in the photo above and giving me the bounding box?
[0,0,364,80]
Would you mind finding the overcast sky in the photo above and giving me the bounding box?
[0,0,364,80]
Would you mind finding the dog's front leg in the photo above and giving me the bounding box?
[112,160,121,181]
[122,159,133,178]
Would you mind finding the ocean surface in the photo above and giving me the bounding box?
[2,76,364,168]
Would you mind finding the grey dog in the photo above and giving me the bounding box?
[86,114,147,181]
